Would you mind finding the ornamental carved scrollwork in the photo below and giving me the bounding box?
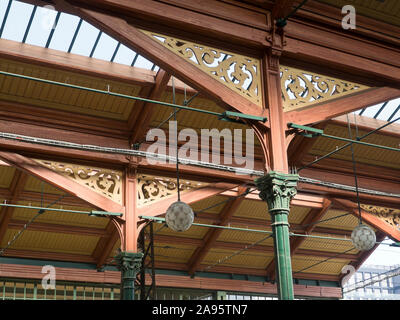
[361,204,400,229]
[140,30,262,107]
[280,65,371,112]
[34,159,122,204]
[137,174,208,207]
[255,172,299,214]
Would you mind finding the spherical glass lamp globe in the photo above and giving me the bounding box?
[165,201,194,232]
[351,224,376,251]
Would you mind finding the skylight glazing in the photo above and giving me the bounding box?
[0,0,158,71]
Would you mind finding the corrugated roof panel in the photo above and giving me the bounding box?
[316,209,360,230]
[1,229,99,255]
[298,233,359,255]
[0,166,16,188]
[203,248,273,269]
[292,255,351,275]
[233,199,269,220]
[152,222,209,239]
[289,206,312,224]
[24,176,64,195]
[310,124,400,170]
[190,195,230,215]
[153,243,195,263]
[216,229,273,246]
[12,201,109,229]
[0,58,141,120]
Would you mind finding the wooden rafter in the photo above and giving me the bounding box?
[285,87,400,126]
[8,219,106,237]
[129,69,171,144]
[333,198,400,241]
[56,0,267,120]
[137,182,239,219]
[92,220,120,269]
[187,186,247,275]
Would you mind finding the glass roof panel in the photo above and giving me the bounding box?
[353,98,400,123]
[111,43,137,66]
[91,32,119,61]
[69,20,100,57]
[1,0,31,42]
[48,12,80,52]
[23,5,55,47]
[0,0,158,71]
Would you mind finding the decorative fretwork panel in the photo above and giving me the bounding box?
[34,159,123,205]
[361,204,400,230]
[140,30,263,107]
[137,174,208,207]
[280,65,371,112]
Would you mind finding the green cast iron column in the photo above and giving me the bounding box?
[255,171,299,300]
[115,251,144,300]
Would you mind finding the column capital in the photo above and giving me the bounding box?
[115,251,143,274]
[255,171,299,214]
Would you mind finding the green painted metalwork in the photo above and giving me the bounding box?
[0,203,122,217]
[288,122,400,153]
[114,251,144,300]
[255,171,299,301]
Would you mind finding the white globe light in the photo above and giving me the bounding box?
[165,201,194,232]
[351,224,376,251]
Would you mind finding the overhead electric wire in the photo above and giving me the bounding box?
[346,114,362,224]
[292,247,356,275]
[201,234,273,273]
[343,265,400,294]
[0,194,65,257]
[298,115,400,172]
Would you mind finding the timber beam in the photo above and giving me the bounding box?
[129,69,171,144]
[55,0,267,119]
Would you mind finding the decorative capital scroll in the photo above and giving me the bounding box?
[255,171,299,214]
[114,251,144,274]
[280,65,371,112]
[361,204,400,230]
[140,29,263,107]
[137,174,208,207]
[34,159,123,205]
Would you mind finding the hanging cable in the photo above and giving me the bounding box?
[0,194,65,257]
[172,76,181,202]
[202,234,273,273]
[292,247,356,275]
[346,114,363,225]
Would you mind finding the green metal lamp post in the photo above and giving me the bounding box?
[115,251,144,300]
[255,171,299,300]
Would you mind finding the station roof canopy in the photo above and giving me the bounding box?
[0,0,399,294]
